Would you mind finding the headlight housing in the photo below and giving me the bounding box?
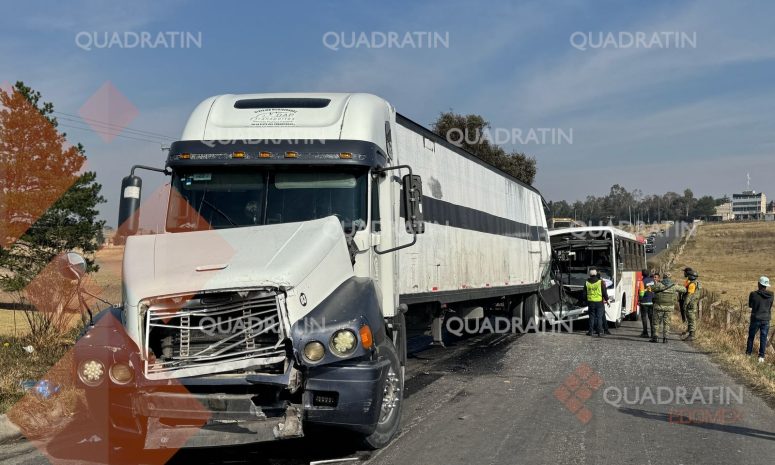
[109,363,134,385]
[304,341,325,362]
[78,359,106,387]
[330,329,358,357]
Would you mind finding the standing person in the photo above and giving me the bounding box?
[683,270,702,341]
[600,273,613,335]
[679,267,694,327]
[649,272,660,339]
[638,269,656,338]
[746,276,773,363]
[651,272,686,343]
[583,268,610,338]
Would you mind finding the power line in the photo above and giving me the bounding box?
[51,110,176,140]
[57,116,173,141]
[57,122,168,145]
[53,110,175,139]
[54,114,172,141]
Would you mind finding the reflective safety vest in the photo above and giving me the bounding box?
[586,280,604,302]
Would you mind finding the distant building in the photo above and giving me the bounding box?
[732,191,767,220]
[710,202,734,222]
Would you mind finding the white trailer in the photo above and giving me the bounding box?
[76,93,550,452]
[392,116,551,337]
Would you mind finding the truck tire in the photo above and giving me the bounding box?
[522,293,542,332]
[361,343,403,450]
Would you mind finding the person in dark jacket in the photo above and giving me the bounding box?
[638,269,656,338]
[583,268,610,338]
[746,276,773,362]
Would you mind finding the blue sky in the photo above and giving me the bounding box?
[2,0,775,224]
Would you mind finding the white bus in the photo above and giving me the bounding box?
[547,226,646,327]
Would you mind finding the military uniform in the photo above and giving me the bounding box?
[651,277,687,342]
[684,277,701,339]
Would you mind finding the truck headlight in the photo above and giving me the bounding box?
[109,363,134,385]
[78,360,105,386]
[330,329,357,357]
[304,341,325,362]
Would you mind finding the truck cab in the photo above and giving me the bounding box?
[79,94,420,450]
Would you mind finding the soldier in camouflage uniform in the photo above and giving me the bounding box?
[683,270,701,341]
[651,272,687,343]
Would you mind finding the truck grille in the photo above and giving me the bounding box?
[144,290,287,379]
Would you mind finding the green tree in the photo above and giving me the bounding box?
[692,195,717,218]
[432,111,537,185]
[0,81,105,292]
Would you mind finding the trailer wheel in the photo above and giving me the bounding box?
[361,343,403,450]
[522,293,542,332]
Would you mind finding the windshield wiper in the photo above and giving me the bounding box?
[201,198,237,226]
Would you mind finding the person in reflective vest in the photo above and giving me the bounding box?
[683,270,702,341]
[583,268,610,338]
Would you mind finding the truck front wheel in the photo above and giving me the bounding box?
[361,343,403,449]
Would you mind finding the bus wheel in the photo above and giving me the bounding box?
[522,293,542,332]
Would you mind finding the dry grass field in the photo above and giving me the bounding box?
[669,221,775,399]
[0,246,124,412]
[674,221,775,304]
[0,246,123,337]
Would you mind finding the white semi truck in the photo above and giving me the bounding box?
[74,93,551,450]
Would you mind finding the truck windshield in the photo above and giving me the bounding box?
[166,167,368,232]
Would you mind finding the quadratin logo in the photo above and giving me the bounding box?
[554,364,604,424]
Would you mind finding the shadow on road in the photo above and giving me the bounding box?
[618,407,775,441]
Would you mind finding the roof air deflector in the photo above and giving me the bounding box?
[234,98,331,109]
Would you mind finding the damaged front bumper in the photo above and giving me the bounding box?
[83,358,390,449]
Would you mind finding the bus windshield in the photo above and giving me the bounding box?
[551,233,615,288]
[166,167,368,233]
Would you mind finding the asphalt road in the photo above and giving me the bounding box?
[647,223,686,257]
[2,322,775,465]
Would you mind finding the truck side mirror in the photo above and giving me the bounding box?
[117,174,142,239]
[402,174,424,234]
[58,252,87,280]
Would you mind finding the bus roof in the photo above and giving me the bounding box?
[549,225,638,241]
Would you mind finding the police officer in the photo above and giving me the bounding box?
[651,272,687,343]
[583,268,610,338]
[683,270,701,341]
